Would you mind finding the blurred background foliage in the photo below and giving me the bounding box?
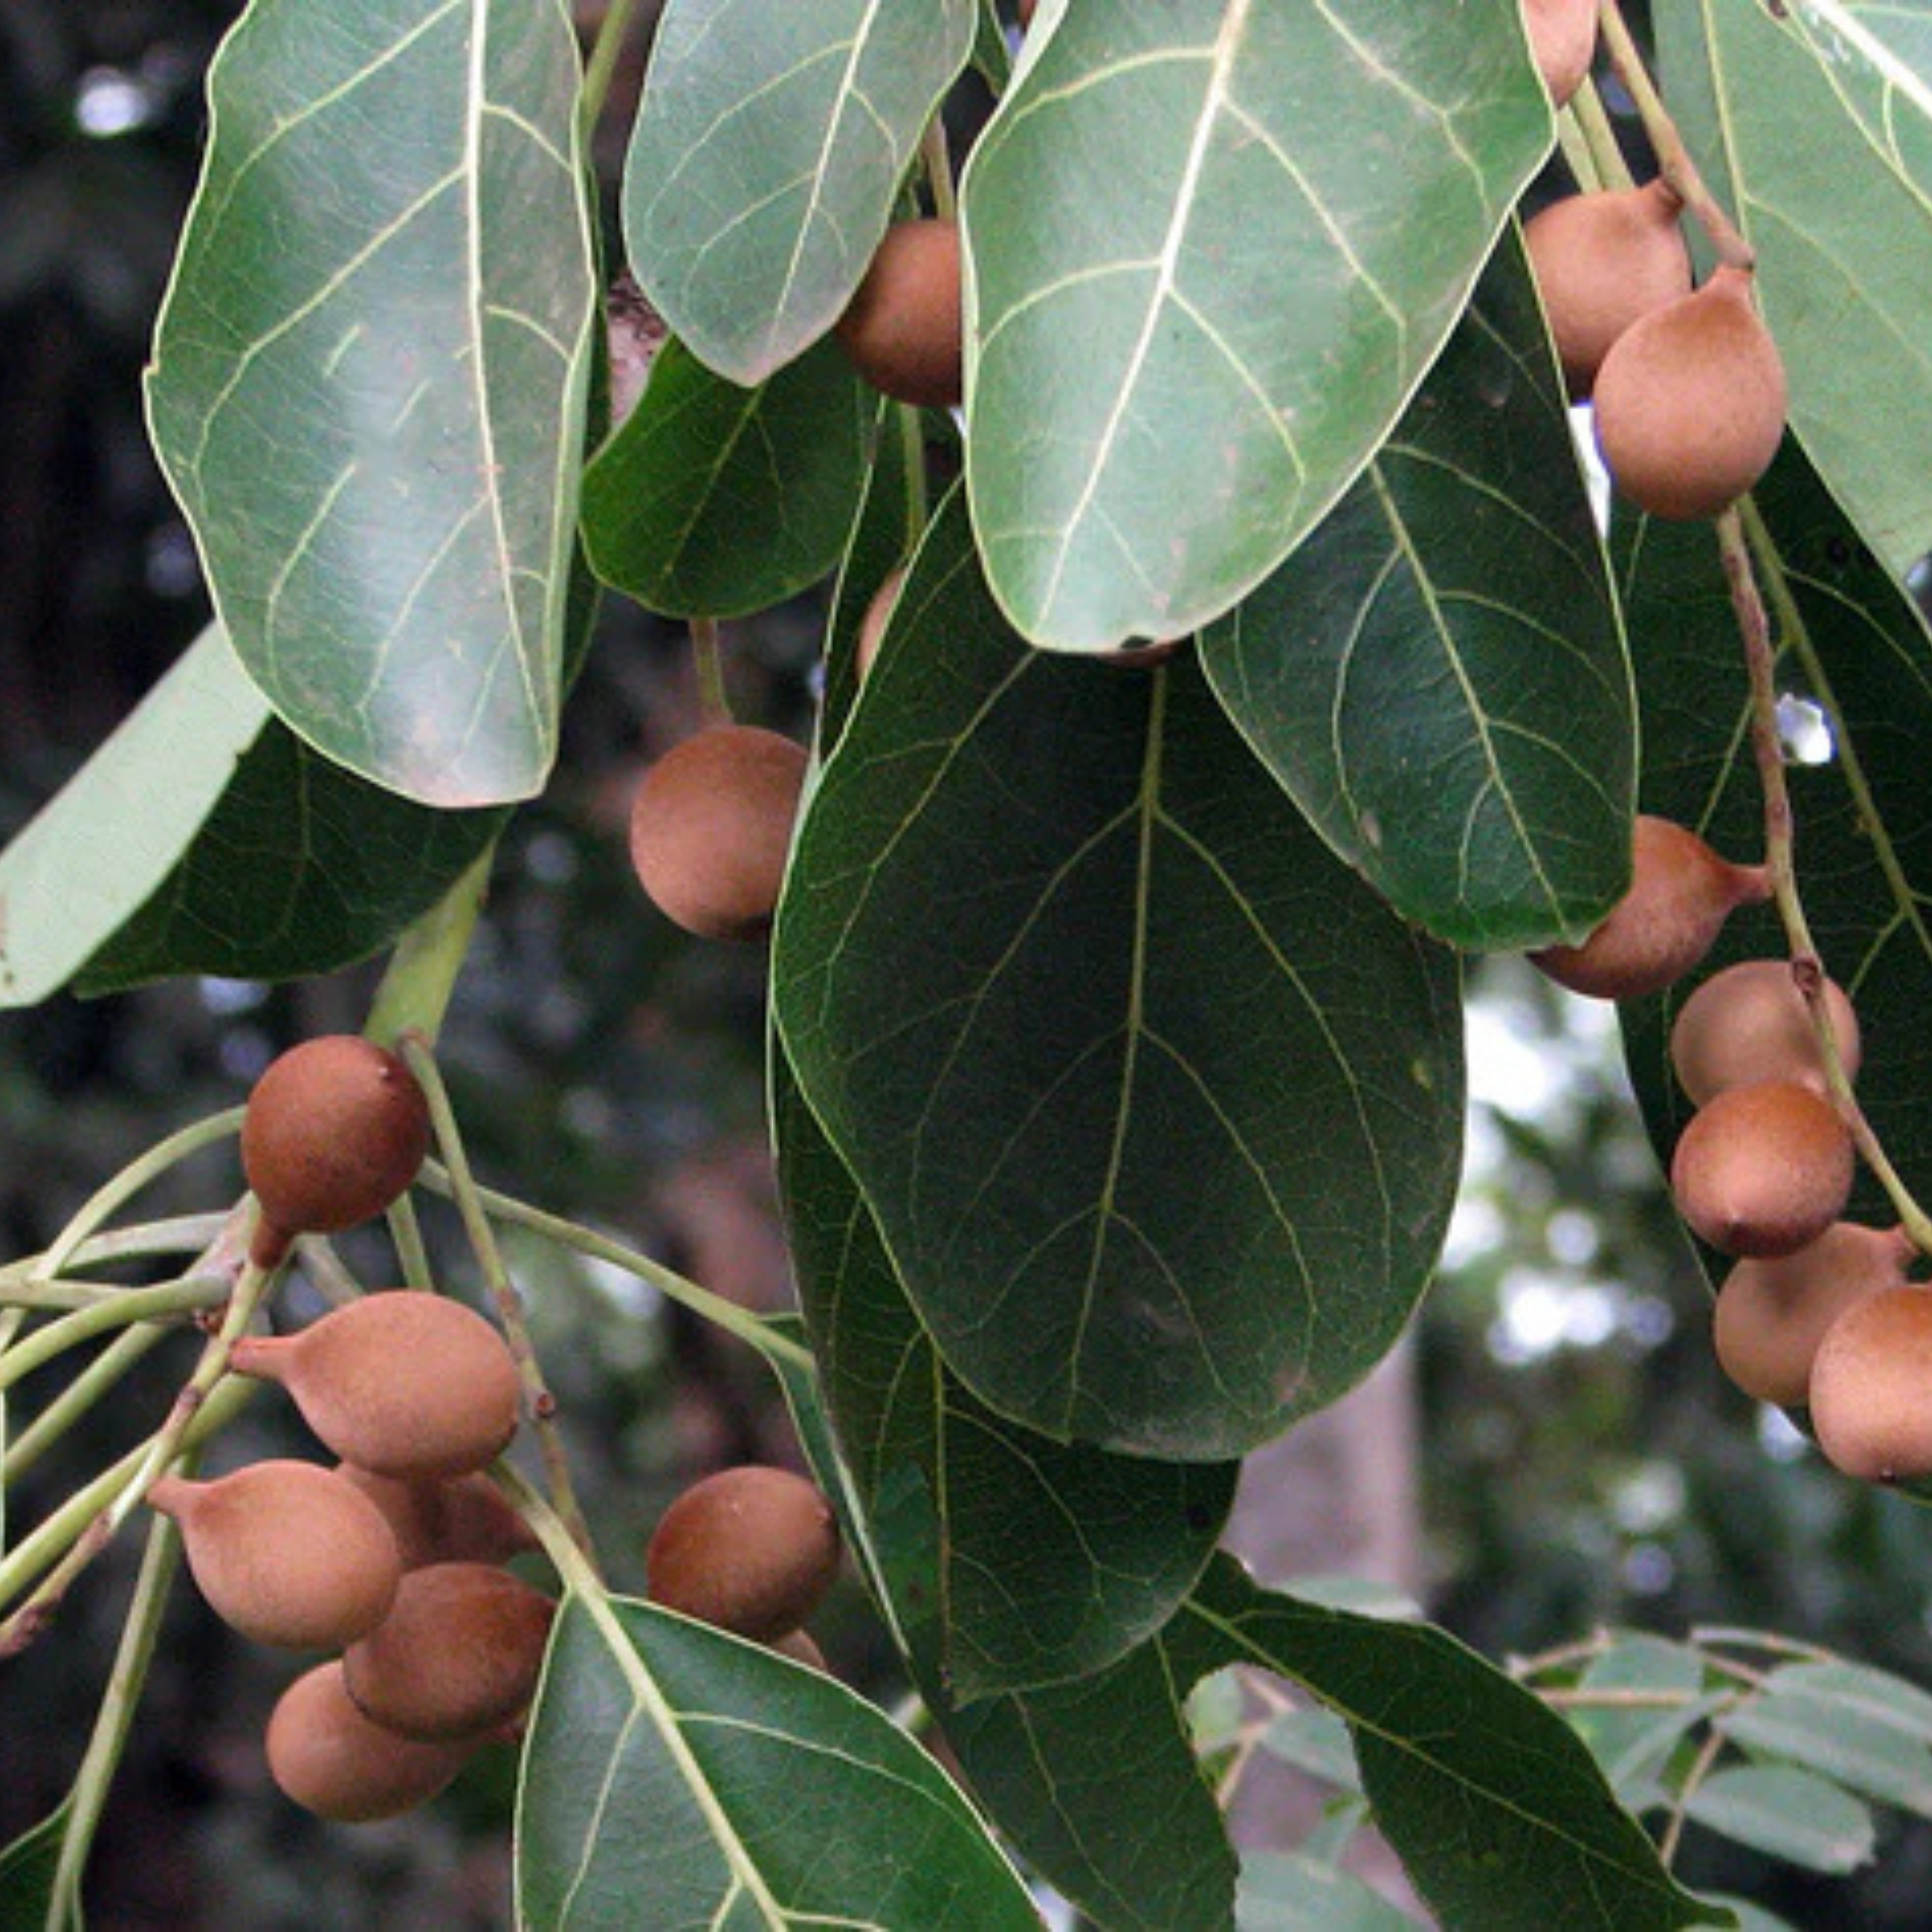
[3,2,1932,1925]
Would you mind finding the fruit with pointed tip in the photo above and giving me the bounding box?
[1592,264,1788,519]
[628,725,808,942]
[835,219,963,410]
[338,1465,538,1571]
[1670,1078,1856,1259]
[266,1661,479,1822]
[1523,180,1692,398]
[1670,958,1861,1106]
[230,1292,520,1481]
[1524,0,1597,105]
[1713,1221,1915,1407]
[1531,816,1771,999]
[151,1460,402,1649]
[646,1465,841,1642]
[1809,1285,1932,1482]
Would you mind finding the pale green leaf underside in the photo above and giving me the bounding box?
[625,0,978,386]
[146,0,596,806]
[962,0,1552,649]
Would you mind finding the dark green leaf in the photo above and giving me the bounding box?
[0,1801,73,1929]
[580,337,870,618]
[1680,1765,1875,1874]
[517,1591,1038,1929]
[775,487,1464,1460]
[623,0,977,386]
[1201,226,1633,951]
[147,0,596,805]
[962,0,1552,648]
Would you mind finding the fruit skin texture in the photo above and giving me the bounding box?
[266,1660,478,1822]
[1670,1078,1856,1259]
[1524,0,1597,105]
[1592,264,1788,520]
[1712,1221,1914,1408]
[1809,1285,1932,1481]
[343,1562,556,1741]
[628,725,808,942]
[151,1460,402,1650]
[1523,180,1692,399]
[1670,958,1861,1106]
[338,1465,538,1570]
[834,219,963,409]
[230,1291,521,1481]
[646,1465,841,1642]
[1531,816,1771,1000]
[242,1036,430,1261]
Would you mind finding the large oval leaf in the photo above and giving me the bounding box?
[773,488,1464,1461]
[145,0,596,805]
[623,0,977,386]
[962,0,1552,649]
[1201,227,1633,952]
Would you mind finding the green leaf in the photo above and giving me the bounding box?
[145,0,596,805]
[1658,0,1932,573]
[1764,1658,1932,1747]
[1720,1685,1932,1820]
[961,0,1552,649]
[1567,1635,1715,1807]
[1236,1852,1421,1931]
[0,625,270,1009]
[1258,1706,1359,1788]
[623,0,977,386]
[516,1591,1038,1929]
[1200,225,1633,952]
[0,1801,73,1930]
[580,336,871,618]
[775,487,1464,1460]
[1680,1765,1875,1874]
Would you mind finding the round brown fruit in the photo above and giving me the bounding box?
[1523,180,1692,399]
[646,1465,841,1643]
[230,1291,520,1481]
[1592,264,1788,520]
[343,1562,556,1743]
[338,1465,538,1571]
[1524,0,1597,105]
[151,1460,401,1650]
[1670,958,1861,1106]
[1531,815,1770,1000]
[1809,1285,1932,1482]
[266,1660,478,1822]
[1712,1220,1914,1408]
[242,1036,430,1263]
[834,219,963,410]
[1670,1078,1855,1259]
[628,725,808,943]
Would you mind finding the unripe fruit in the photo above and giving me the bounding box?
[1524,181,1693,399]
[834,219,963,410]
[1670,1079,1855,1259]
[1531,816,1771,1000]
[338,1466,539,1571]
[628,725,808,942]
[343,1562,556,1742]
[1671,958,1862,1106]
[1809,1285,1932,1482]
[230,1292,520,1481]
[151,1461,401,1650]
[242,1036,430,1263]
[1592,264,1788,520]
[266,1661,477,1822]
[1712,1221,1915,1408]
[647,1465,841,1642]
[1524,0,1597,105]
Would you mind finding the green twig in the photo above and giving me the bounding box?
[690,616,733,728]
[579,0,649,134]
[920,114,957,226]
[0,1214,235,1283]
[0,1278,232,1394]
[3,1326,169,1484]
[386,1192,436,1292]
[363,842,495,1049]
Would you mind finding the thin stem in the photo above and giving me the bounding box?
[492,1458,603,1593]
[0,1214,234,1282]
[0,1278,149,1315]
[4,1326,169,1483]
[689,617,733,728]
[920,114,957,226]
[1568,77,1631,192]
[1658,1724,1728,1868]
[1689,1625,1836,1664]
[897,402,929,554]
[0,1277,231,1394]
[1507,1628,1615,1680]
[289,1234,364,1308]
[364,842,495,1049]
[387,1192,436,1292]
[579,0,649,133]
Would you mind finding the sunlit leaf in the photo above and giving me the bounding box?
[1236,1852,1420,1931]
[1681,1765,1875,1874]
[1721,1685,1932,1819]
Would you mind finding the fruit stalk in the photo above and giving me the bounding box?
[690,615,733,728]
[0,1273,233,1393]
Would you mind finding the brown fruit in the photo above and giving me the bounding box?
[1592,264,1788,519]
[343,1562,556,1742]
[627,725,808,942]
[151,1460,401,1649]
[768,1627,829,1673]
[1712,1221,1915,1408]
[834,219,963,410]
[338,1466,539,1571]
[1670,958,1862,1106]
[266,1660,477,1822]
[1524,0,1597,105]
[854,567,906,682]
[1670,1078,1855,1259]
[1531,816,1771,999]
[242,1036,430,1262]
[646,1465,841,1642]
[1523,180,1692,398]
[230,1292,520,1481]
[1809,1285,1932,1481]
